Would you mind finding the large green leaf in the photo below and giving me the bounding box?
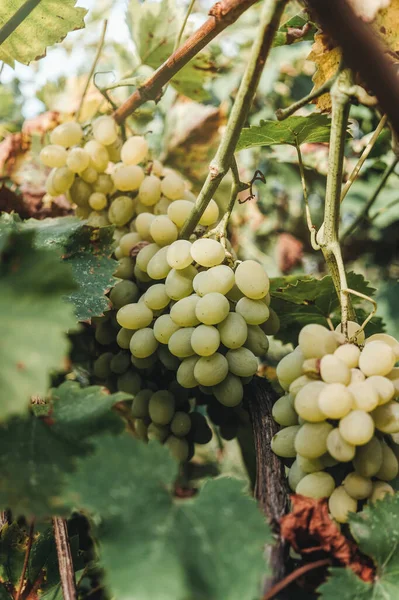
[236,114,332,151]
[0,1,87,67]
[64,434,272,600]
[0,229,76,419]
[319,495,399,599]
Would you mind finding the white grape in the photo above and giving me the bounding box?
[271,426,300,458]
[167,200,194,228]
[339,410,374,445]
[52,167,75,194]
[80,166,98,184]
[153,314,180,344]
[129,328,158,358]
[213,373,243,407]
[147,246,172,280]
[170,295,200,327]
[194,353,228,386]
[112,164,145,191]
[328,487,357,523]
[272,394,298,427]
[158,346,180,371]
[365,333,399,361]
[343,472,372,500]
[350,368,366,384]
[89,192,107,211]
[319,354,351,385]
[108,196,135,226]
[50,121,83,147]
[149,216,178,246]
[191,324,220,356]
[177,356,199,388]
[93,173,113,194]
[348,381,379,412]
[143,284,170,311]
[375,441,399,481]
[235,297,269,325]
[199,199,219,226]
[138,175,162,207]
[326,428,355,462]
[121,136,149,165]
[84,140,109,172]
[92,115,118,146]
[296,472,335,499]
[353,437,383,477]
[288,460,306,492]
[244,325,269,355]
[190,238,225,267]
[116,302,153,329]
[294,422,333,458]
[165,266,197,300]
[217,312,248,349]
[276,348,305,390]
[335,320,365,344]
[318,383,353,419]
[297,455,324,473]
[372,401,399,433]
[161,172,185,200]
[166,240,193,270]
[367,375,395,405]
[234,260,269,299]
[334,343,360,369]
[193,265,235,296]
[119,232,141,257]
[136,243,160,272]
[168,328,195,358]
[370,482,394,503]
[359,341,396,377]
[40,144,67,168]
[298,324,338,359]
[294,381,326,422]
[226,347,258,377]
[289,375,314,397]
[195,292,230,325]
[135,212,155,240]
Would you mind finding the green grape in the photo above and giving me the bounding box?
[136,243,160,272]
[147,246,172,280]
[328,486,357,523]
[226,347,258,377]
[171,412,192,437]
[119,232,141,257]
[144,283,170,310]
[195,292,230,325]
[217,312,247,349]
[235,297,269,325]
[69,178,92,207]
[117,369,142,395]
[353,436,383,477]
[335,320,365,345]
[226,284,244,302]
[149,216,178,246]
[147,422,169,442]
[296,455,324,474]
[130,328,158,358]
[157,345,181,370]
[117,303,153,329]
[260,308,280,335]
[198,198,219,226]
[343,472,372,500]
[194,353,228,386]
[359,341,396,377]
[149,390,175,425]
[294,381,326,422]
[52,166,75,194]
[334,343,360,369]
[190,238,225,267]
[166,239,193,270]
[320,354,351,385]
[168,328,195,358]
[349,381,379,412]
[375,441,399,481]
[166,435,189,461]
[92,115,118,146]
[93,352,113,378]
[244,325,269,355]
[153,314,180,344]
[87,210,109,227]
[116,328,135,349]
[177,356,199,388]
[112,164,144,191]
[367,375,395,405]
[67,147,90,174]
[134,418,148,440]
[93,173,113,194]
[80,166,98,184]
[161,172,185,200]
[89,192,107,211]
[131,354,158,369]
[294,422,333,459]
[234,260,269,299]
[318,383,353,419]
[288,460,306,492]
[110,280,139,309]
[189,412,212,444]
[298,324,338,359]
[372,402,399,433]
[271,425,301,458]
[138,175,162,206]
[114,257,135,279]
[121,135,149,165]
[194,265,235,296]
[110,351,131,374]
[40,144,67,168]
[165,266,197,300]
[272,394,298,427]
[50,121,83,147]
[167,200,194,228]
[213,373,243,407]
[84,140,110,173]
[170,295,200,327]
[135,212,155,240]
[296,471,335,499]
[326,428,355,462]
[95,321,116,345]
[339,410,375,445]
[108,196,135,226]
[191,324,220,356]
[370,481,394,503]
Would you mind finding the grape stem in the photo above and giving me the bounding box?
[179,0,289,239]
[76,20,108,122]
[0,0,41,47]
[15,520,35,600]
[295,139,320,251]
[53,518,77,600]
[261,558,331,600]
[275,72,339,121]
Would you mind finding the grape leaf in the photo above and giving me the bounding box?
[0,1,87,68]
[319,495,399,598]
[0,229,76,419]
[64,434,272,600]
[236,115,332,151]
[273,11,317,47]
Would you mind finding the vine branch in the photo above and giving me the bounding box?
[179,0,288,239]
[261,559,331,600]
[113,0,259,124]
[0,0,41,47]
[15,521,35,600]
[53,518,76,600]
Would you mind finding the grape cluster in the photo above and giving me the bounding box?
[272,321,399,523]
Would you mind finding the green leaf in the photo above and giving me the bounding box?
[64,434,272,600]
[273,12,317,47]
[0,229,76,419]
[0,1,87,67]
[236,114,332,151]
[319,495,399,599]
[0,522,26,586]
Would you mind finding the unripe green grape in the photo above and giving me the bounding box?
[370,481,394,503]
[359,341,396,377]
[40,144,67,168]
[87,210,109,227]
[271,425,301,458]
[372,401,399,433]
[93,352,113,378]
[52,166,74,194]
[328,486,357,523]
[148,390,175,425]
[93,173,113,194]
[165,266,197,300]
[89,192,107,211]
[121,135,149,165]
[116,327,134,349]
[296,454,324,474]
[195,292,230,325]
[147,423,169,443]
[139,175,162,206]
[334,343,360,369]
[198,199,219,226]
[353,437,383,477]
[294,381,326,422]
[335,320,365,345]
[213,373,243,407]
[166,435,189,461]
[80,166,98,184]
[235,297,269,325]
[217,313,247,349]
[106,136,123,162]
[343,472,372,500]
[95,321,115,345]
[350,368,366,384]
[171,411,191,436]
[153,314,180,344]
[108,196,135,226]
[288,460,306,492]
[375,441,399,481]
[296,471,335,499]
[69,178,92,207]
[135,212,155,240]
[320,354,351,385]
[298,324,338,359]
[226,347,258,377]
[166,240,193,270]
[50,121,83,147]
[349,381,379,412]
[92,115,118,146]
[339,410,374,445]
[117,302,153,329]
[191,324,220,356]
[135,418,148,440]
[66,147,90,173]
[170,295,200,327]
[294,422,333,458]
[260,308,280,335]
[119,232,141,257]
[84,140,109,172]
[161,172,185,200]
[368,375,395,405]
[149,215,178,246]
[114,257,134,279]
[131,354,158,369]
[168,328,195,358]
[318,383,353,419]
[146,246,172,280]
[190,238,225,267]
[244,325,269,355]
[177,356,199,388]
[226,284,244,302]
[167,200,194,228]
[110,351,131,374]
[117,369,142,395]
[110,281,139,309]
[130,328,158,358]
[326,428,355,462]
[272,394,298,427]
[194,353,228,386]
[136,243,160,272]
[234,260,269,300]
[144,283,170,311]
[112,164,144,191]
[194,265,235,296]
[365,333,399,361]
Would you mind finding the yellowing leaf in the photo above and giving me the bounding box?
[374,0,399,50]
[306,34,342,112]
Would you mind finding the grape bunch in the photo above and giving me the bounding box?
[272,321,399,523]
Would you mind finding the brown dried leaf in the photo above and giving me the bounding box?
[276,233,303,273]
[280,494,374,582]
[0,133,30,178]
[306,34,342,112]
[22,111,61,137]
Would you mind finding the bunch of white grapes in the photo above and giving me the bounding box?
[271,321,399,523]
